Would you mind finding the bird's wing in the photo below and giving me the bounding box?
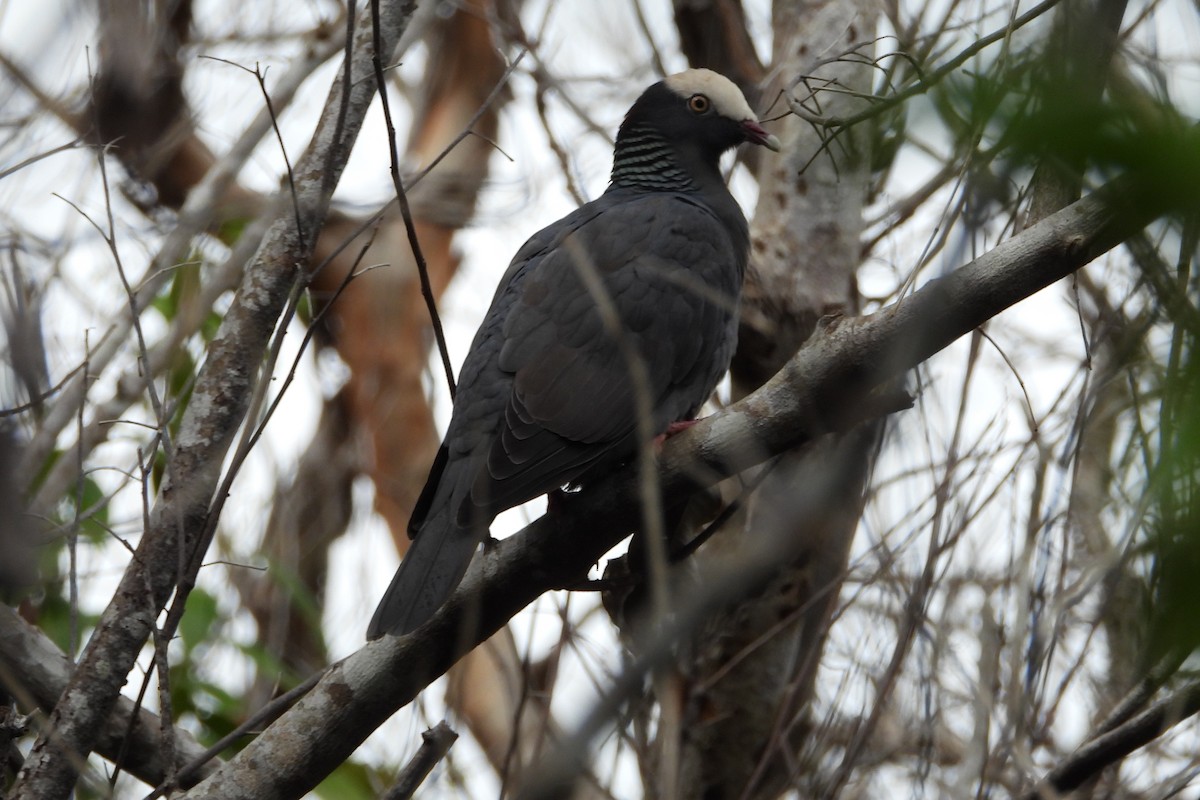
[460,192,743,519]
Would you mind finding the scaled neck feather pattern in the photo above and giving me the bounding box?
[609,123,697,192]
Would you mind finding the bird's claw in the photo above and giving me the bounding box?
[654,418,701,452]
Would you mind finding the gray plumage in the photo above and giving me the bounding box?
[368,69,780,638]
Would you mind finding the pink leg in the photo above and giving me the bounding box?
[653,418,701,451]
[663,419,699,436]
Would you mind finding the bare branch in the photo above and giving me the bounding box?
[380,721,459,800]
[0,607,214,790]
[1026,678,1200,798]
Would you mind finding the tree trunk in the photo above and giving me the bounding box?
[677,1,878,796]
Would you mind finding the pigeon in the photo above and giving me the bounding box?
[368,69,780,638]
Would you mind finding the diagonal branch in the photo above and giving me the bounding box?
[1025,677,1200,798]
[177,161,1193,799]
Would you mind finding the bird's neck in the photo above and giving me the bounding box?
[609,125,720,193]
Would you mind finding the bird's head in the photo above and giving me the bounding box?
[612,69,779,192]
[618,69,780,158]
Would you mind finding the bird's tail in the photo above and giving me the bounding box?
[366,504,482,639]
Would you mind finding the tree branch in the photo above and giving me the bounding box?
[0,607,214,790]
[1026,678,1200,798]
[380,721,458,800]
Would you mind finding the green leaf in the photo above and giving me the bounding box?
[315,760,378,800]
[70,476,109,544]
[36,592,100,653]
[216,216,250,244]
[179,588,219,656]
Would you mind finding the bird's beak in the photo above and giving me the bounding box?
[741,119,781,152]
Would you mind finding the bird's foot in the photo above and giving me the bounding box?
[546,487,567,515]
[665,419,699,436]
[654,418,700,451]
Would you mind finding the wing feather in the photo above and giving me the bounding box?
[464,193,742,516]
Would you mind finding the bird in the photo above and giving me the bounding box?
[367,69,780,639]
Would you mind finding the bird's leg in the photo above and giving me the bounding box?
[664,419,699,436]
[546,487,568,515]
[653,418,700,451]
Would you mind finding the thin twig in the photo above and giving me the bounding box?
[405,50,525,188]
[380,721,459,800]
[370,0,456,398]
[0,138,81,181]
[199,56,305,250]
[143,669,328,799]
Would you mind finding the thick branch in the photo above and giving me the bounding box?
[0,607,214,790]
[7,4,417,798]
[177,168,1182,799]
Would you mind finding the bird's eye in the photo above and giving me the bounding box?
[688,94,710,114]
